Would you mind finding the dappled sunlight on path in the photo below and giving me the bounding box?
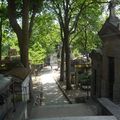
[32,65,68,106]
[41,66,68,105]
[40,71,56,84]
[30,65,96,119]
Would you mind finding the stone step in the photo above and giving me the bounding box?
[30,116,117,120]
[30,104,95,119]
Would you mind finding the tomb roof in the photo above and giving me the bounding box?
[98,17,120,39]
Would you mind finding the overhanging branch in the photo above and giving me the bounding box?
[70,0,109,34]
[29,8,37,40]
[70,0,87,34]
[7,0,22,38]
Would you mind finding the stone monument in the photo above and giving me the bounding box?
[91,0,120,103]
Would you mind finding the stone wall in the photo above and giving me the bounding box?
[90,50,102,98]
[101,37,120,103]
[97,19,120,103]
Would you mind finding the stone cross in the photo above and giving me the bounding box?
[108,0,116,17]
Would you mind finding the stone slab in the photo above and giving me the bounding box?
[7,68,30,79]
[0,74,12,93]
[30,104,95,119]
[98,98,120,120]
[30,116,117,120]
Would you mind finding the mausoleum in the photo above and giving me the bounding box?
[91,1,120,103]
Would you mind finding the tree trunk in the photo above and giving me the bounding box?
[0,18,2,62]
[7,0,29,67]
[21,0,30,68]
[17,32,29,68]
[19,39,29,67]
[64,33,72,90]
[60,42,65,81]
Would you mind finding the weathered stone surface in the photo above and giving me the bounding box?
[7,67,30,79]
[98,98,120,120]
[30,116,117,120]
[30,104,95,119]
[91,11,120,103]
[0,74,12,93]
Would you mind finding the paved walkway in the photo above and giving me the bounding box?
[32,65,68,106]
[40,66,68,105]
[30,65,97,119]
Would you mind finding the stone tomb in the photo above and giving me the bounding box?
[0,74,13,119]
[91,15,120,103]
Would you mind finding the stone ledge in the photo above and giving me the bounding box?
[55,80,72,104]
[30,116,117,120]
[97,98,120,120]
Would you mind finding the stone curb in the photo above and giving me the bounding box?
[55,79,73,104]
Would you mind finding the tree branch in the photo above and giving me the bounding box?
[70,0,109,34]
[84,27,88,51]
[29,8,37,40]
[59,21,64,42]
[70,0,87,34]
[7,0,22,38]
[52,1,65,30]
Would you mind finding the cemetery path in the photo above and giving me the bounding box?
[30,65,96,119]
[32,65,69,106]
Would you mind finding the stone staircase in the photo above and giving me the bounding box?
[30,116,116,120]
[30,104,94,119]
[29,103,117,120]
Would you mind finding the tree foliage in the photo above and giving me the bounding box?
[29,12,60,64]
[7,0,44,67]
[46,0,106,89]
[0,1,9,60]
[71,1,103,57]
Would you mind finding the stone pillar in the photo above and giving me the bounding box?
[101,52,109,97]
[113,58,120,103]
[90,50,102,98]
